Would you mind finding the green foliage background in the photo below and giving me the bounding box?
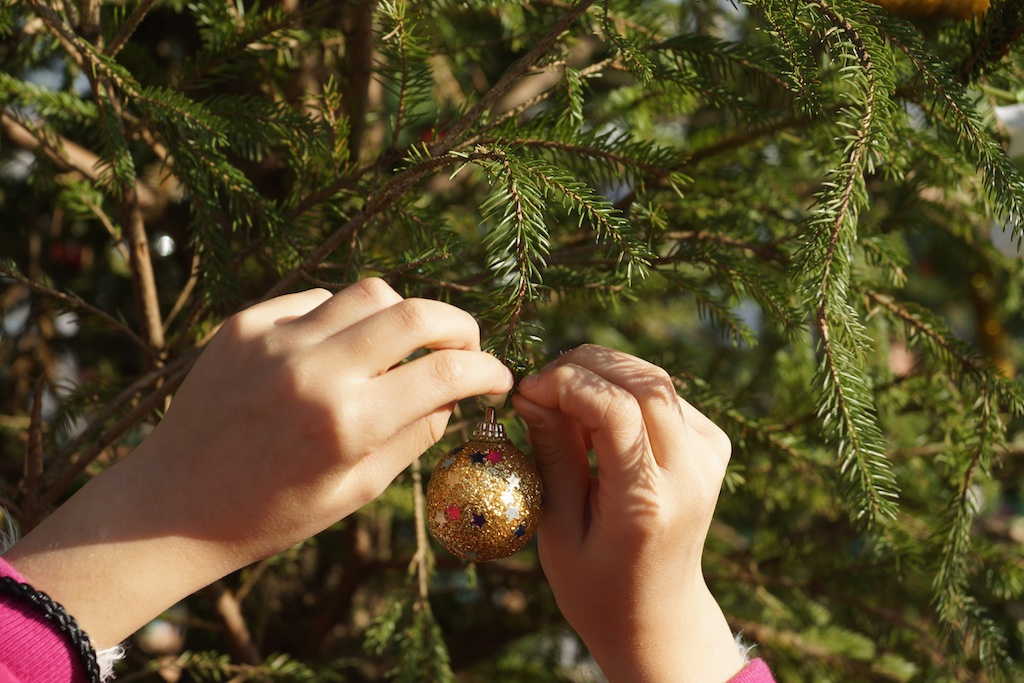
[2,0,1024,680]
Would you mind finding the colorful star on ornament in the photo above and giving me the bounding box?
[514,523,526,538]
[506,507,520,521]
[441,456,456,469]
[472,513,486,527]
[434,510,447,527]
[446,504,461,521]
[501,490,515,505]
[487,449,503,464]
[470,451,487,464]
[508,474,521,489]
[446,470,462,486]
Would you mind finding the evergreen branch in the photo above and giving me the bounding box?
[865,291,1024,414]
[266,152,466,299]
[796,0,900,525]
[512,138,671,179]
[0,261,153,357]
[665,230,791,266]
[958,3,1024,83]
[22,0,136,96]
[808,0,877,292]
[744,0,821,112]
[681,112,816,168]
[656,32,791,92]
[469,57,618,143]
[933,392,1009,670]
[0,72,97,122]
[425,0,599,157]
[815,306,898,522]
[0,113,159,210]
[600,0,653,84]
[43,353,196,501]
[881,28,1024,236]
[379,0,416,153]
[104,0,157,58]
[477,148,550,368]
[499,154,651,280]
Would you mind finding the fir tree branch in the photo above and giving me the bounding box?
[796,0,899,525]
[957,4,1024,83]
[22,0,134,95]
[0,113,159,211]
[426,0,600,158]
[513,138,671,178]
[43,352,198,500]
[471,57,618,142]
[104,0,157,57]
[0,261,153,357]
[881,27,1024,233]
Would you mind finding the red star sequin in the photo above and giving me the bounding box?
[446,504,461,521]
[487,449,503,464]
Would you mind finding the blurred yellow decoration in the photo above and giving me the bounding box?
[868,0,989,20]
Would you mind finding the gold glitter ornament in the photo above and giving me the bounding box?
[426,408,543,562]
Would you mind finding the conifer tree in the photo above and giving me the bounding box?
[2,1,1024,680]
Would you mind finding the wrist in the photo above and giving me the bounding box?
[589,581,746,683]
[3,445,229,648]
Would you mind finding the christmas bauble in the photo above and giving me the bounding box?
[867,0,988,19]
[426,409,543,562]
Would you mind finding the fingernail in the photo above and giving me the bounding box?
[519,374,538,390]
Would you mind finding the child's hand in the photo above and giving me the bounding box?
[6,279,512,647]
[513,345,745,683]
[144,279,513,558]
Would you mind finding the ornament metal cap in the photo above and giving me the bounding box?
[473,407,505,441]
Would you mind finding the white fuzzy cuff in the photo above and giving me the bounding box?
[734,632,756,664]
[96,644,126,681]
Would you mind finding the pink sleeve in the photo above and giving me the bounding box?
[0,557,89,683]
[728,658,775,683]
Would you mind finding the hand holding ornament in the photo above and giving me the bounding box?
[5,279,513,649]
[513,344,746,683]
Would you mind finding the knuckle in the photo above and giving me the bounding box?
[711,424,732,462]
[429,350,466,387]
[394,298,432,335]
[424,413,449,446]
[642,367,678,403]
[593,386,642,432]
[308,287,333,301]
[352,277,400,307]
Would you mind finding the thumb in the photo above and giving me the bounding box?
[512,394,590,541]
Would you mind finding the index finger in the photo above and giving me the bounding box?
[544,345,688,469]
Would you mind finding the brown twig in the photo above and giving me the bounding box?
[105,0,158,57]
[121,184,166,357]
[43,352,198,500]
[0,262,153,357]
[0,113,160,212]
[410,457,430,607]
[205,581,262,666]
